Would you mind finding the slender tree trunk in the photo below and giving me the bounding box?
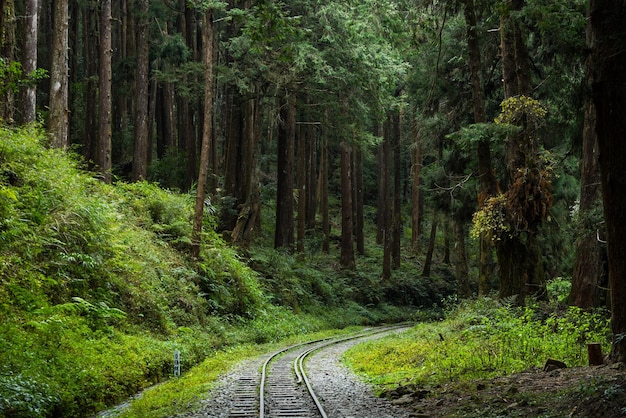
[97,0,112,183]
[569,6,604,309]
[0,0,15,122]
[423,215,438,277]
[382,118,392,281]
[376,122,386,245]
[392,111,402,269]
[589,0,626,362]
[340,140,355,269]
[19,0,38,124]
[454,219,471,298]
[132,0,149,181]
[354,147,365,256]
[305,120,317,230]
[275,95,295,250]
[83,4,98,164]
[297,124,306,253]
[442,215,451,265]
[319,122,330,253]
[191,9,214,259]
[49,0,69,149]
[411,115,423,253]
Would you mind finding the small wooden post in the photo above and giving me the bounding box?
[587,343,603,366]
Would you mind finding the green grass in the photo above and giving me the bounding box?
[116,325,367,417]
[343,298,611,390]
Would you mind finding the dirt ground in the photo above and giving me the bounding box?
[381,362,626,417]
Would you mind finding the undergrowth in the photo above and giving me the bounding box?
[0,125,418,417]
[343,298,611,390]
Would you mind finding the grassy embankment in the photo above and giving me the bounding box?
[0,125,429,417]
[344,296,611,390]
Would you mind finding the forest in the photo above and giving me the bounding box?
[2,0,626,416]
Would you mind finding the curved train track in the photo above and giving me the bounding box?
[226,325,410,418]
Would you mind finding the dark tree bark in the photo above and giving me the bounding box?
[354,147,365,256]
[96,0,112,183]
[589,0,626,362]
[442,215,451,265]
[191,9,214,258]
[392,110,402,269]
[297,124,306,253]
[231,97,261,246]
[132,0,149,181]
[496,0,546,303]
[49,0,69,149]
[463,0,497,295]
[411,116,423,253]
[319,122,330,253]
[0,0,15,122]
[274,95,295,250]
[19,0,38,124]
[422,215,438,278]
[376,122,386,245]
[454,219,471,298]
[382,118,392,281]
[570,8,604,309]
[340,140,355,269]
[305,120,317,230]
[111,0,130,169]
[82,3,98,165]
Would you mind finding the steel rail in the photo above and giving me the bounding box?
[258,324,411,418]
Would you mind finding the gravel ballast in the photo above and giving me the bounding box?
[185,330,414,417]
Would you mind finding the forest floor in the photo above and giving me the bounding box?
[383,362,626,417]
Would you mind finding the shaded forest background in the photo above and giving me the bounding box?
[2,0,626,415]
[3,0,601,302]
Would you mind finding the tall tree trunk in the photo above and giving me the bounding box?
[49,0,69,149]
[392,110,402,269]
[297,124,306,253]
[442,215,451,265]
[0,0,15,122]
[382,118,392,281]
[496,0,546,303]
[305,120,317,230]
[422,215,438,277]
[589,0,626,362]
[319,122,330,253]
[19,0,38,124]
[354,147,365,256]
[411,115,423,253]
[111,0,129,169]
[191,9,214,259]
[181,3,198,189]
[454,219,471,298]
[231,97,261,246]
[340,140,355,269]
[97,0,112,183]
[132,0,149,181]
[83,4,98,165]
[569,6,604,309]
[376,122,386,245]
[275,95,295,250]
[463,0,497,295]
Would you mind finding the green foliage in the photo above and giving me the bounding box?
[0,126,269,416]
[344,299,611,390]
[0,58,48,101]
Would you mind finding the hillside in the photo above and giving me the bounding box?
[0,125,442,417]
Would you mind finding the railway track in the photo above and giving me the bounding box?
[226,325,410,418]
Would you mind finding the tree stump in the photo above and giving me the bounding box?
[588,343,604,366]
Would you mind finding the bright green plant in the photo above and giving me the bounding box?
[344,299,611,390]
